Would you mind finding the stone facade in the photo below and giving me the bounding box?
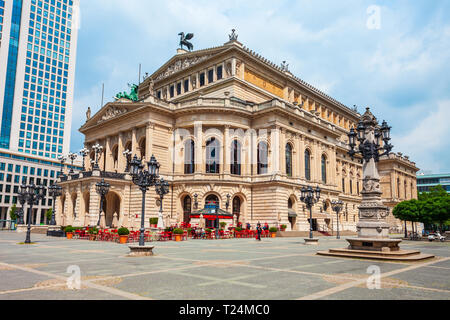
[56,39,419,233]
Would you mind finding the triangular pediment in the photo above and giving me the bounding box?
[150,45,234,83]
[81,102,140,130]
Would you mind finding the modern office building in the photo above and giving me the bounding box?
[0,0,79,226]
[417,173,450,193]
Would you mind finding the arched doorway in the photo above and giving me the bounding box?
[104,192,121,228]
[232,196,241,223]
[71,193,77,219]
[183,195,192,223]
[139,138,146,160]
[59,194,66,225]
[82,191,90,226]
[205,194,220,207]
[288,197,297,231]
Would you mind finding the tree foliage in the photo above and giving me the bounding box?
[394,185,450,231]
[9,204,18,221]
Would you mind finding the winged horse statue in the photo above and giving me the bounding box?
[178,32,194,51]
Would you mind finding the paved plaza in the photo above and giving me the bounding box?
[0,232,449,300]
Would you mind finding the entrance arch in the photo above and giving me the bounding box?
[205,194,220,207]
[183,195,192,223]
[288,196,298,231]
[232,196,242,223]
[104,192,121,228]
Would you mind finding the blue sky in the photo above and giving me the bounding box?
[71,0,450,173]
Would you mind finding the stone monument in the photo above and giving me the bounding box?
[318,108,434,261]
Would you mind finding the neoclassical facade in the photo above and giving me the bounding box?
[56,37,419,233]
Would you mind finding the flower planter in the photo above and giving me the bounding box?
[271,233,276,238]
[89,234,97,241]
[66,233,74,240]
[174,234,183,242]
[119,235,129,244]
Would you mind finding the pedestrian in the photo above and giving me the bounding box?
[246,222,251,230]
[256,222,262,241]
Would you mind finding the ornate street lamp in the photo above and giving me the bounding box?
[18,184,46,244]
[130,154,160,246]
[48,184,63,226]
[17,193,26,225]
[155,178,170,230]
[92,144,104,171]
[300,186,321,239]
[331,200,344,239]
[68,152,77,175]
[193,194,199,210]
[79,148,89,172]
[58,156,66,178]
[95,179,110,227]
[123,149,133,173]
[347,108,393,239]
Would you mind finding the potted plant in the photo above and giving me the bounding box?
[235,227,243,238]
[118,227,130,244]
[88,227,99,241]
[280,224,287,232]
[65,226,74,239]
[173,228,184,242]
[269,227,278,238]
[149,218,158,228]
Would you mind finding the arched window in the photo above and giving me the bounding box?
[321,155,327,184]
[305,149,311,181]
[286,143,293,177]
[233,197,241,222]
[350,179,353,195]
[342,177,346,193]
[139,138,146,160]
[404,181,407,199]
[288,198,293,209]
[183,196,192,223]
[112,145,119,169]
[206,194,220,207]
[397,178,400,198]
[230,140,241,175]
[257,141,268,175]
[206,138,220,174]
[184,139,195,174]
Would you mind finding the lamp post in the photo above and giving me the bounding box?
[17,193,26,225]
[48,184,63,226]
[92,144,103,171]
[155,178,170,231]
[347,108,393,239]
[193,194,198,210]
[95,179,110,227]
[79,148,89,172]
[300,186,321,239]
[331,200,344,239]
[130,154,160,247]
[123,149,132,173]
[58,156,66,178]
[68,152,77,175]
[18,184,46,244]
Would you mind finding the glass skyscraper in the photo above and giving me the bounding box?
[0,0,79,226]
[0,0,79,158]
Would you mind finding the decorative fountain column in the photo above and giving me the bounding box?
[317,108,434,261]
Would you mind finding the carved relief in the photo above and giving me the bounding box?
[155,55,212,82]
[363,179,380,192]
[98,106,128,124]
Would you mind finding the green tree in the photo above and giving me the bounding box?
[393,199,420,236]
[46,209,53,223]
[9,204,18,221]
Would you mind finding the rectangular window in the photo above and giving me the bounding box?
[199,73,205,87]
[184,79,189,92]
[170,85,174,98]
[217,65,223,80]
[208,69,214,83]
[177,82,182,95]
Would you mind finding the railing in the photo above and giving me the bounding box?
[59,171,126,182]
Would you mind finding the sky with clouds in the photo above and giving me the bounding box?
[71,0,450,174]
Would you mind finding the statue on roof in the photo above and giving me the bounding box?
[114,83,139,102]
[86,107,91,121]
[281,61,290,72]
[229,29,238,41]
[179,32,194,51]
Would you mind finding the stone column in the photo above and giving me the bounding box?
[131,128,138,158]
[118,132,125,172]
[270,127,280,174]
[223,125,230,175]
[280,128,286,175]
[105,136,112,172]
[194,122,203,173]
[299,135,305,180]
[146,122,154,160]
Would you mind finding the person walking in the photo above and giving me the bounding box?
[256,222,262,241]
